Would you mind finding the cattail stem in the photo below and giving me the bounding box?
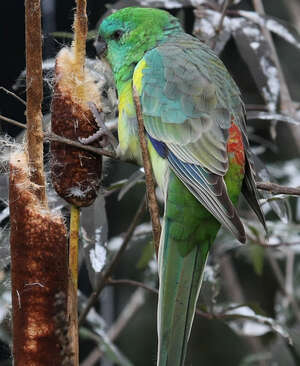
[69,205,80,288]
[72,0,88,100]
[68,205,80,365]
[25,0,47,206]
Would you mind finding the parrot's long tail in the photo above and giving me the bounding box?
[156,171,220,366]
[157,218,210,366]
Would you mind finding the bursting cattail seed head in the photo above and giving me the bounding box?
[51,48,102,207]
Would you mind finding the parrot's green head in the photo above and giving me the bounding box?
[96,7,182,88]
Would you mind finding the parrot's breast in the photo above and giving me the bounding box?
[117,80,168,189]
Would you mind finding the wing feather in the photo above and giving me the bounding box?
[133,34,262,241]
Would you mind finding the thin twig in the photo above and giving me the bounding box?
[0,87,26,106]
[266,251,300,322]
[0,115,26,129]
[107,278,211,319]
[80,287,145,366]
[0,114,117,159]
[255,241,300,249]
[45,132,117,159]
[107,278,158,295]
[252,0,294,115]
[211,0,233,50]
[133,86,161,256]
[78,196,146,326]
[256,181,300,196]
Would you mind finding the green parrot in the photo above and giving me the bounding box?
[96,7,265,366]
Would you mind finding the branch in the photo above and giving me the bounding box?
[0,87,26,106]
[252,0,294,114]
[256,181,300,196]
[78,196,146,326]
[211,0,233,50]
[103,277,237,320]
[81,288,145,366]
[266,251,300,323]
[0,114,117,159]
[2,113,300,197]
[0,114,26,129]
[107,278,158,295]
[45,132,117,159]
[133,86,161,256]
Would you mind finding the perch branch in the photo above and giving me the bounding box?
[133,86,161,256]
[2,115,300,196]
[0,114,116,159]
[256,181,300,196]
[78,196,146,326]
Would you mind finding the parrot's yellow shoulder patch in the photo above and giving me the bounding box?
[133,58,147,94]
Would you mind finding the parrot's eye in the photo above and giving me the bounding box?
[112,30,123,41]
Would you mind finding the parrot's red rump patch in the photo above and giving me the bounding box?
[227,122,245,167]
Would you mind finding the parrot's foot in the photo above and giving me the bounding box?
[79,102,118,150]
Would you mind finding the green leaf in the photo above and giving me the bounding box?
[137,241,155,269]
[249,244,265,276]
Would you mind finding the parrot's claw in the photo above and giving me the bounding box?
[79,102,118,150]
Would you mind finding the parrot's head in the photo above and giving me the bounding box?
[95,7,182,86]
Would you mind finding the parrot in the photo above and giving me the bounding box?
[95,7,266,366]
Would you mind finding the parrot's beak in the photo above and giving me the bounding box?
[94,36,107,58]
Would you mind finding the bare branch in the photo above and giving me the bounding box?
[256,181,300,196]
[211,0,233,50]
[133,86,161,256]
[45,132,117,159]
[0,114,26,129]
[80,288,145,366]
[0,87,26,106]
[107,278,158,295]
[252,0,295,114]
[0,114,117,159]
[266,251,300,323]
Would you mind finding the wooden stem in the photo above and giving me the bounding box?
[25,0,47,205]
[133,86,162,256]
[69,205,80,289]
[72,0,87,99]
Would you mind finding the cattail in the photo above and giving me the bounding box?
[10,152,68,365]
[51,47,103,207]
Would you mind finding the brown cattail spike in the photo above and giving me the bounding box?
[9,152,68,366]
[51,48,103,207]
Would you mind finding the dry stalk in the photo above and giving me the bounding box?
[25,0,47,205]
[10,153,68,365]
[133,86,161,256]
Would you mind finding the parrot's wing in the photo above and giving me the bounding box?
[133,39,247,242]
